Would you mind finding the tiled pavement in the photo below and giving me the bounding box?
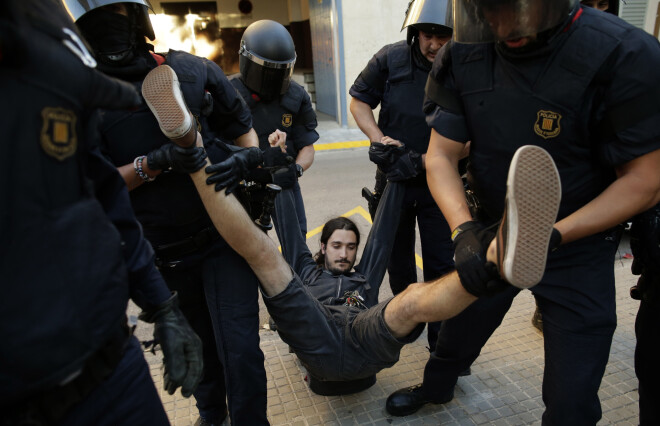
[137,249,642,425]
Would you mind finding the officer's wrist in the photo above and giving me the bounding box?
[451,220,478,241]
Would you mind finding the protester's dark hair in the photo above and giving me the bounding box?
[314,217,360,267]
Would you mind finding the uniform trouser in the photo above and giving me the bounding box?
[421,233,618,426]
[61,337,169,426]
[387,183,454,349]
[160,248,269,425]
[635,295,660,425]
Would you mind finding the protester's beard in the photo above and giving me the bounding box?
[326,258,353,275]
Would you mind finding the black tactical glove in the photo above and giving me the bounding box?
[139,292,203,397]
[368,142,406,172]
[146,144,208,174]
[386,150,424,182]
[246,167,273,184]
[630,205,660,302]
[205,146,263,194]
[271,164,298,189]
[452,220,504,297]
[263,146,294,168]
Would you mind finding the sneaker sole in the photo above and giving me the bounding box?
[500,145,561,289]
[141,64,192,139]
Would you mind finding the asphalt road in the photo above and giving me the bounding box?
[297,146,377,251]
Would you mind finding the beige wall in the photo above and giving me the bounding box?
[341,0,410,127]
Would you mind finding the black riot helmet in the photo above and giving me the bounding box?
[239,20,296,100]
[402,0,453,45]
[453,0,578,43]
[63,0,154,65]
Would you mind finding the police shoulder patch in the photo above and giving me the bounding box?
[282,113,293,127]
[41,107,77,161]
[534,110,561,139]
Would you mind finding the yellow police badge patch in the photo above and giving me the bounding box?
[534,110,561,139]
[41,107,77,161]
[282,113,293,127]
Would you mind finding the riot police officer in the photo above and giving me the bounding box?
[349,0,455,352]
[228,19,318,237]
[531,0,622,333]
[387,0,660,423]
[64,1,269,424]
[629,203,660,425]
[0,0,201,423]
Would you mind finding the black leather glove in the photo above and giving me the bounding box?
[368,142,406,172]
[205,146,263,194]
[138,292,203,397]
[452,221,503,297]
[630,205,660,302]
[247,167,273,184]
[271,164,298,189]
[146,144,208,174]
[263,147,294,168]
[386,150,424,182]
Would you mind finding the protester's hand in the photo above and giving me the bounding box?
[386,150,423,182]
[146,143,208,174]
[368,142,406,171]
[452,221,503,297]
[205,147,263,193]
[138,292,203,398]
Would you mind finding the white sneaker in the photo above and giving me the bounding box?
[496,145,562,289]
[141,64,194,145]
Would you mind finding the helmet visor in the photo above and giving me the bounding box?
[452,0,577,43]
[240,56,294,99]
[63,0,153,21]
[402,0,453,32]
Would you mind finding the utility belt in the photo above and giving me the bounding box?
[2,322,130,425]
[154,226,220,265]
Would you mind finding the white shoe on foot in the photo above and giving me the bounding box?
[496,145,562,289]
[142,64,195,145]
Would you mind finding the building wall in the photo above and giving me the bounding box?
[619,0,660,38]
[341,0,411,127]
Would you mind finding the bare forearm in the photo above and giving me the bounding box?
[296,145,315,171]
[234,128,259,148]
[556,150,660,243]
[426,131,473,230]
[350,98,384,142]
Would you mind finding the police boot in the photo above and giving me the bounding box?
[386,384,453,416]
[142,64,197,147]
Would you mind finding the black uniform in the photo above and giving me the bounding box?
[230,75,318,236]
[98,50,269,425]
[422,6,660,424]
[350,40,454,349]
[629,203,660,425]
[0,1,171,423]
